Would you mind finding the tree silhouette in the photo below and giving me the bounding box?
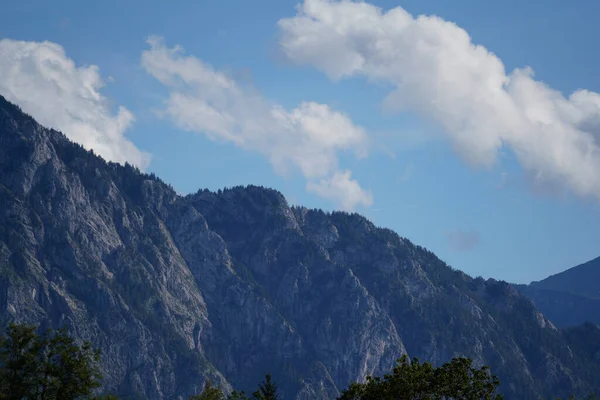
[338,354,503,400]
[252,373,278,400]
[0,323,102,400]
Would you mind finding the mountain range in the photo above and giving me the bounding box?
[1,94,599,399]
[515,257,600,329]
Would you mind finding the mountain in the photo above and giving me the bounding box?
[531,257,600,299]
[1,94,600,399]
[516,258,600,328]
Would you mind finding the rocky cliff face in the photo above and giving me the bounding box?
[0,95,599,399]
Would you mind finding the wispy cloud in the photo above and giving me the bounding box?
[445,230,481,252]
[278,0,600,201]
[0,38,150,169]
[141,36,372,210]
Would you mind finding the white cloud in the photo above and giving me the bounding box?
[307,170,373,211]
[141,36,371,209]
[0,39,150,169]
[278,0,600,200]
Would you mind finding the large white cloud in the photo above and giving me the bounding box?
[0,39,150,169]
[141,36,372,210]
[278,0,600,199]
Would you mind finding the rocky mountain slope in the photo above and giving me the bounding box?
[1,95,599,399]
[516,258,600,328]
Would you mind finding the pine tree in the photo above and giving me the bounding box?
[252,373,278,400]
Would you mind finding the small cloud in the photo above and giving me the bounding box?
[445,229,481,252]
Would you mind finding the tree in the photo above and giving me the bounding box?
[0,324,41,399]
[0,323,103,400]
[434,357,502,399]
[338,355,503,400]
[252,374,278,400]
[228,390,250,400]
[189,380,226,400]
[188,381,252,400]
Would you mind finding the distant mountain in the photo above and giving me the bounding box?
[532,257,600,299]
[516,285,600,328]
[1,94,600,399]
[515,258,600,328]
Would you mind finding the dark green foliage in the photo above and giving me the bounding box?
[0,323,103,399]
[190,380,226,400]
[252,374,278,400]
[0,324,41,399]
[189,374,279,400]
[227,390,250,400]
[188,386,250,400]
[338,355,503,400]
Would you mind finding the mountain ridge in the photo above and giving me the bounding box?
[0,94,599,399]
[530,256,600,299]
[515,257,600,329]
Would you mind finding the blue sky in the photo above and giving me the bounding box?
[1,0,600,284]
